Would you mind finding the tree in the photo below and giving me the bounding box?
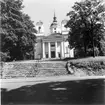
[20,14,36,60]
[1,0,36,61]
[66,0,105,57]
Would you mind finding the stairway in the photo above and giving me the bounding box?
[2,61,68,79]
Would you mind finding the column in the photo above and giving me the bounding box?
[55,41,58,58]
[69,47,70,58]
[34,43,36,59]
[63,41,65,58]
[42,42,45,58]
[60,41,64,58]
[48,42,51,58]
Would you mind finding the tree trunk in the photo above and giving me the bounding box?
[84,45,87,57]
[91,24,95,58]
[91,31,95,57]
[83,34,87,57]
[92,38,95,57]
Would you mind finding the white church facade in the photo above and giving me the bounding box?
[34,13,74,60]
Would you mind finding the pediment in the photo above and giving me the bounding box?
[43,33,62,40]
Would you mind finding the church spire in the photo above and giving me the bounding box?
[53,10,57,22]
[54,10,56,18]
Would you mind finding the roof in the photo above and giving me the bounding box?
[36,20,43,25]
[36,33,69,42]
[42,33,68,42]
[50,21,59,28]
[61,19,68,24]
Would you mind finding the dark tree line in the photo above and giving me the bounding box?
[1,0,36,61]
[66,0,105,57]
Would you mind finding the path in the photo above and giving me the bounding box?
[1,75,105,91]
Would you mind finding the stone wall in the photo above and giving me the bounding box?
[1,57,105,79]
[1,62,67,79]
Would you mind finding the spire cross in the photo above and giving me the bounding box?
[54,10,56,18]
[53,10,57,22]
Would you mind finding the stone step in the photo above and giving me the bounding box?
[3,69,68,79]
[2,62,67,79]
[3,62,66,69]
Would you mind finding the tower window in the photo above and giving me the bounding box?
[54,28,56,30]
[38,27,41,33]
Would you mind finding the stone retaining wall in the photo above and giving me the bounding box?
[1,62,68,79]
[1,58,105,79]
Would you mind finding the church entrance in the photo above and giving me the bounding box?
[51,51,55,58]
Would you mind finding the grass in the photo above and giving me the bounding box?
[68,56,105,62]
[68,56,105,76]
[1,56,105,79]
[68,56,105,67]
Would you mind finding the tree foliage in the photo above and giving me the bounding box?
[1,0,36,61]
[66,0,105,57]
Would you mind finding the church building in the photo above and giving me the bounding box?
[34,13,74,60]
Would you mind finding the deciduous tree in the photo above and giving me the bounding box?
[66,0,105,57]
[1,0,36,61]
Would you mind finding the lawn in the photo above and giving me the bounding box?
[1,56,105,79]
[68,56,105,76]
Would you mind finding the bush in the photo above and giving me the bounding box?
[74,48,85,58]
[69,57,105,72]
[0,52,10,62]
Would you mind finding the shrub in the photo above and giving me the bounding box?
[0,52,10,62]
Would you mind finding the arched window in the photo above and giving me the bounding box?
[54,28,56,33]
[38,26,41,33]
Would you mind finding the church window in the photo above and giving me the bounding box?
[38,26,41,33]
[58,53,61,58]
[51,42,55,47]
[54,28,56,33]
[46,53,48,58]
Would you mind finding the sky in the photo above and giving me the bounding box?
[23,0,80,35]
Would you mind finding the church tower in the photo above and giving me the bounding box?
[50,12,61,34]
[36,20,44,36]
[61,19,69,34]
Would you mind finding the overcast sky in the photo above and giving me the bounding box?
[23,0,80,35]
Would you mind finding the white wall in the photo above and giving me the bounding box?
[34,41,42,59]
[64,41,74,58]
[50,26,61,34]
[34,40,74,59]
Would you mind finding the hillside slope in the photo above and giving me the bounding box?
[68,57,105,76]
[1,57,105,79]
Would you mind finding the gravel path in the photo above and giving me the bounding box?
[1,75,105,91]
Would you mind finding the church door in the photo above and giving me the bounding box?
[51,51,55,58]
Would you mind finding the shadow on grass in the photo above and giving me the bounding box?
[1,79,105,104]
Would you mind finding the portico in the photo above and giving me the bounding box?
[34,15,74,60]
[42,41,64,59]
